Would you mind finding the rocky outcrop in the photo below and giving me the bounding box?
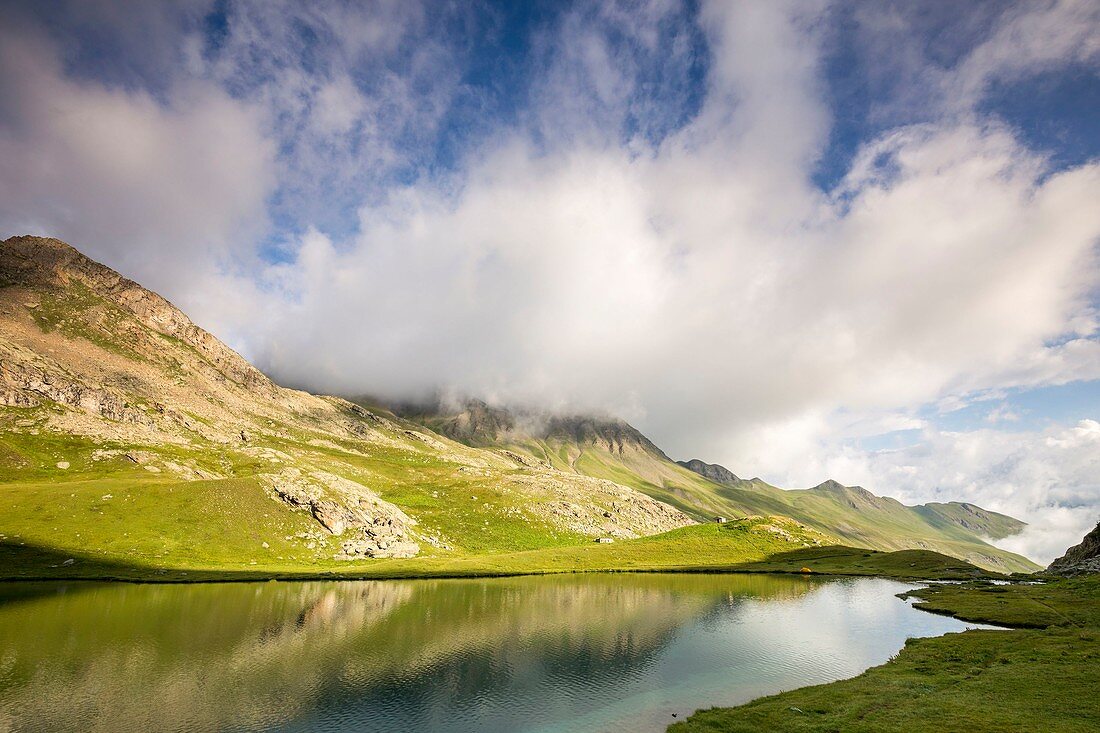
[1048,521,1100,576]
[262,469,420,559]
[0,339,158,424]
[677,458,740,486]
[510,472,695,539]
[398,399,517,446]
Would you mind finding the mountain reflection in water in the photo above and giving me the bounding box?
[0,574,992,733]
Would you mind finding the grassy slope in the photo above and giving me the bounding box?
[506,438,1039,573]
[0,516,997,583]
[913,502,1025,541]
[0,273,641,566]
[0,421,593,567]
[670,575,1100,733]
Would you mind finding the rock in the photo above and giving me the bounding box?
[311,501,349,535]
[261,541,270,549]
[336,535,420,560]
[1048,521,1100,576]
[262,469,419,558]
[62,558,74,566]
[56,461,69,469]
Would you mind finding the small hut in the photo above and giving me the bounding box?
[595,537,615,544]
[714,516,727,524]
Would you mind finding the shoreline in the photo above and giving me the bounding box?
[0,565,980,586]
[669,574,1099,732]
[0,543,1005,585]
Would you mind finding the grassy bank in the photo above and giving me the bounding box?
[670,575,1100,733]
[0,520,998,583]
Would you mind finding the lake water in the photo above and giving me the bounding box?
[0,574,994,733]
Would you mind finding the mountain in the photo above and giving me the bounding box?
[0,236,1039,575]
[676,459,739,485]
[396,398,668,456]
[388,398,734,520]
[398,402,1040,573]
[1047,521,1100,575]
[913,501,1026,541]
[0,236,703,571]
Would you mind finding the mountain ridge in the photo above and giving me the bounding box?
[396,400,1037,572]
[0,235,700,567]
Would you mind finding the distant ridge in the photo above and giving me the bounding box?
[676,458,739,485]
[399,401,1040,573]
[391,398,669,458]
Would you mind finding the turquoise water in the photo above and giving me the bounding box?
[0,574,994,732]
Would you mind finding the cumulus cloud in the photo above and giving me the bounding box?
[0,13,275,327]
[252,4,1100,437]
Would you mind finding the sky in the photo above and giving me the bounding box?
[1,0,1098,564]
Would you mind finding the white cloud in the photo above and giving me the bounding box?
[951,0,1100,107]
[250,15,1100,436]
[311,75,368,136]
[0,18,275,321]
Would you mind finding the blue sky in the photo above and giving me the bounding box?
[1,0,1098,561]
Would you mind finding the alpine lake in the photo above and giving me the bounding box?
[0,573,997,733]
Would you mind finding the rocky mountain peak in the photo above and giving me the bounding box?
[1,235,273,394]
[541,414,667,457]
[2,235,116,287]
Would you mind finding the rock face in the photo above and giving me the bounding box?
[1047,521,1100,576]
[677,458,739,486]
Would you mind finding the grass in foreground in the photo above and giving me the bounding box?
[670,575,1100,733]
